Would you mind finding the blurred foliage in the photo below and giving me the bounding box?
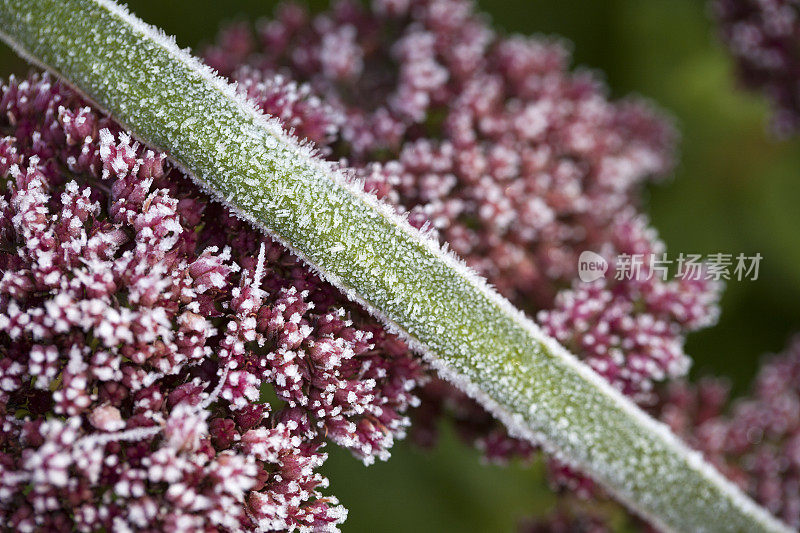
[2,0,799,531]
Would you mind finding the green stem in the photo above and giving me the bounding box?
[0,1,788,531]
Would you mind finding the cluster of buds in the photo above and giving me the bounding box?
[0,71,422,531]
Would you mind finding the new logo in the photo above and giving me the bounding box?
[578,251,607,283]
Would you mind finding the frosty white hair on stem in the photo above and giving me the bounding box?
[0,0,790,531]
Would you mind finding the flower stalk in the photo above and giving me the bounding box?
[0,0,788,531]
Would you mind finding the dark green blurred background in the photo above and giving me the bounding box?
[2,1,799,531]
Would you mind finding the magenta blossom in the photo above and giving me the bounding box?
[0,72,422,532]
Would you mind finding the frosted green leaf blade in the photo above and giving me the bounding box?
[0,1,788,531]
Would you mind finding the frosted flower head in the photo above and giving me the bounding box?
[0,71,423,531]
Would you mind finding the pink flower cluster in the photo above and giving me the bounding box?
[539,215,721,401]
[0,72,422,531]
[712,0,800,136]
